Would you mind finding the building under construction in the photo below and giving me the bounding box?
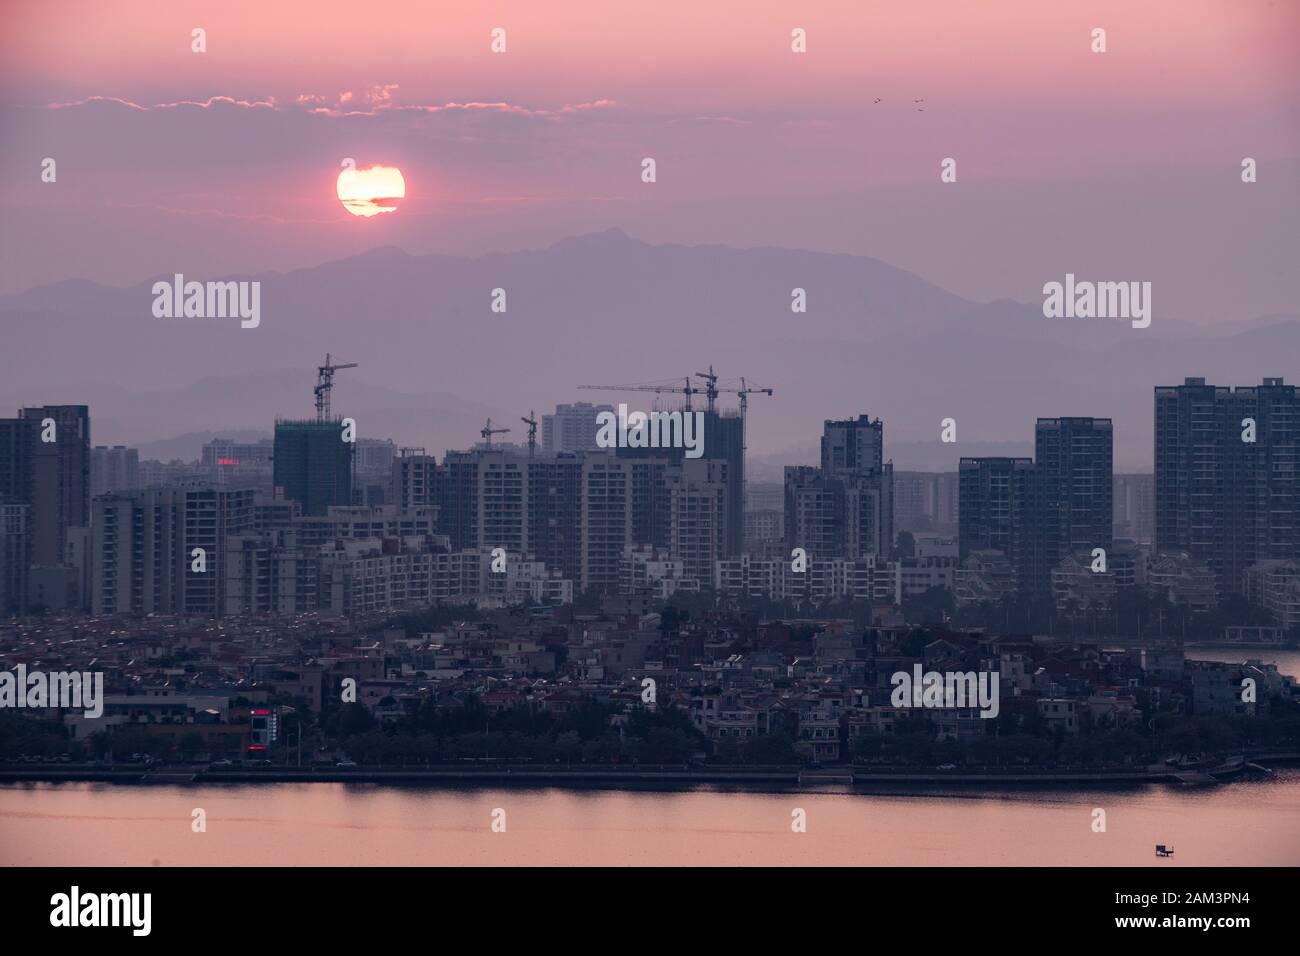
[577,368,764,560]
[612,407,745,558]
[271,354,358,516]
[273,419,353,516]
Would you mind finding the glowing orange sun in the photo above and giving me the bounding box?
[336,164,406,217]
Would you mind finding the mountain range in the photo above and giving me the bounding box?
[3,228,1295,469]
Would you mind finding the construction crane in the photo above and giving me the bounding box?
[521,411,538,457]
[734,377,774,455]
[314,353,358,422]
[692,367,774,419]
[695,365,719,412]
[479,418,510,448]
[578,377,698,411]
[735,377,774,418]
[583,370,773,419]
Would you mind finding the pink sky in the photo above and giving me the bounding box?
[6,0,1296,107]
[1,0,1297,320]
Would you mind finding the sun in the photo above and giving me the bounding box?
[336,164,406,217]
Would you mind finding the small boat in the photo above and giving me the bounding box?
[1155,844,1174,857]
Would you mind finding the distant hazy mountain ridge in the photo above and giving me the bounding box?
[3,229,1295,468]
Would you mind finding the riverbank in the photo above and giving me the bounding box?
[4,753,1295,790]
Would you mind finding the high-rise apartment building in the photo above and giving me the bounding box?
[958,457,1037,592]
[90,487,254,615]
[355,438,396,476]
[181,487,256,615]
[1113,473,1155,543]
[91,445,140,497]
[1155,377,1300,594]
[956,419,1112,597]
[667,459,729,585]
[542,402,613,454]
[0,419,35,506]
[613,408,745,557]
[1034,417,1113,589]
[0,501,30,616]
[893,471,959,532]
[392,450,439,510]
[785,415,894,562]
[581,453,633,592]
[784,466,845,561]
[821,414,884,478]
[432,448,590,583]
[526,454,584,582]
[7,406,91,567]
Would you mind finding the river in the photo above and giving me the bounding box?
[2,771,1298,866]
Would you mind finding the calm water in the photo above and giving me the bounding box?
[3,773,1298,866]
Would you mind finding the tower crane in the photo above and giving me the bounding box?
[479,418,510,448]
[578,378,698,411]
[735,377,774,418]
[690,368,774,420]
[582,370,773,419]
[314,353,358,422]
[734,378,774,454]
[695,365,719,413]
[693,366,773,417]
[521,411,538,457]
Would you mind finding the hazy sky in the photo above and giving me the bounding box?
[2,0,1297,322]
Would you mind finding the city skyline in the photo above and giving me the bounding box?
[2,372,1295,619]
[2,0,1297,897]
